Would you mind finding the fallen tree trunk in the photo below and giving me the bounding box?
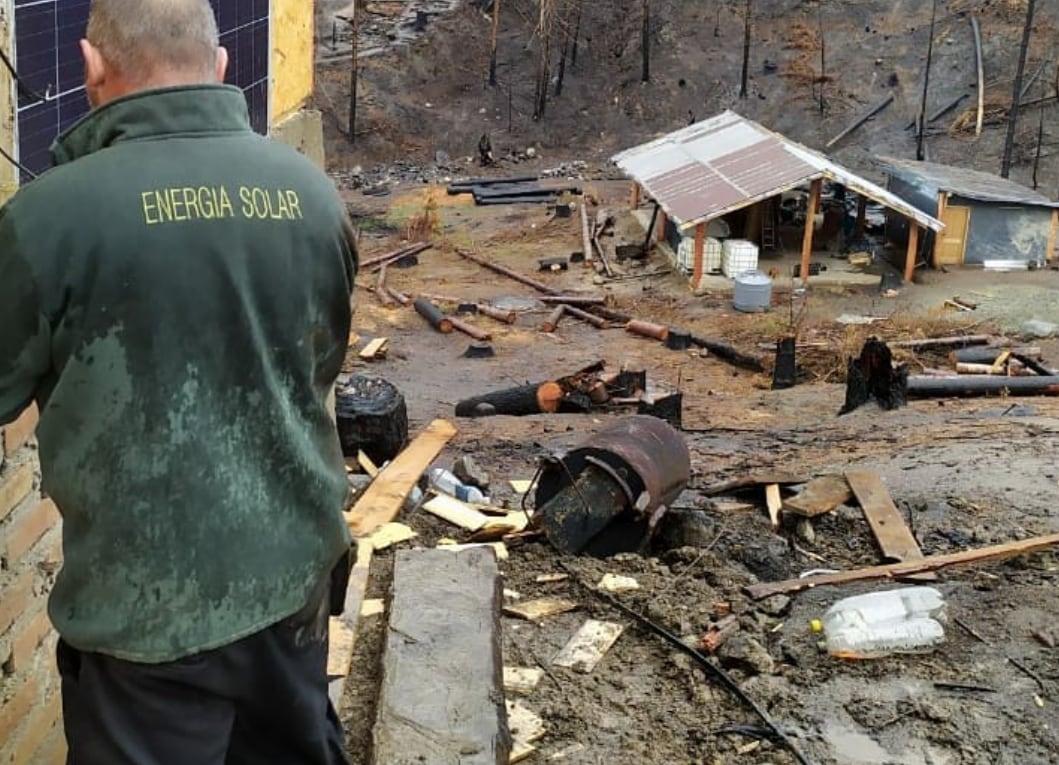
[907,375,1059,397]
[455,382,565,417]
[889,334,991,350]
[456,250,559,295]
[951,346,1041,364]
[745,532,1059,600]
[689,335,766,373]
[414,298,453,334]
[826,93,894,148]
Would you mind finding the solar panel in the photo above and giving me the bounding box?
[14,0,270,182]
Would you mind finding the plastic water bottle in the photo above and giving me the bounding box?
[428,468,488,505]
[812,587,947,660]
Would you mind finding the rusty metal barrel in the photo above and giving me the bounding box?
[534,415,691,555]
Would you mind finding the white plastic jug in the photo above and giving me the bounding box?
[816,587,947,659]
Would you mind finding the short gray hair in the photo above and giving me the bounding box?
[87,0,220,81]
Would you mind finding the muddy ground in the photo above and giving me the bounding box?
[334,177,1059,765]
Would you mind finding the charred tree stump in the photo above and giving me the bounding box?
[455,382,564,418]
[771,336,797,390]
[840,337,908,415]
[335,376,409,464]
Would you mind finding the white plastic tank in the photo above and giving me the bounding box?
[722,238,759,277]
[817,587,947,660]
[732,270,772,313]
[677,236,723,275]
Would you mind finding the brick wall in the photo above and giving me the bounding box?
[0,406,66,765]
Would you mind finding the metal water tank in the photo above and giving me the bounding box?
[732,270,773,313]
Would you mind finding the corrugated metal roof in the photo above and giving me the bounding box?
[880,157,1059,208]
[612,111,945,233]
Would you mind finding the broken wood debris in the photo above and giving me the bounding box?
[367,522,417,551]
[506,700,546,763]
[503,667,545,696]
[597,574,639,593]
[783,475,853,518]
[745,532,1059,600]
[698,615,740,653]
[423,493,492,531]
[359,337,389,361]
[360,241,432,271]
[503,598,579,621]
[845,471,932,575]
[457,249,559,295]
[541,305,566,333]
[327,538,374,708]
[553,620,624,673]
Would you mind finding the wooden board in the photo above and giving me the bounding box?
[345,419,457,536]
[424,494,493,531]
[358,450,380,477]
[361,599,385,618]
[783,475,853,518]
[359,337,389,361]
[765,484,782,530]
[744,532,1059,600]
[327,538,374,709]
[845,471,924,564]
[503,667,544,695]
[503,598,578,622]
[373,548,510,764]
[437,542,509,561]
[368,522,417,551]
[553,620,624,673]
[506,700,546,744]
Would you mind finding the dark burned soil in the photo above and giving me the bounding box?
[334,175,1059,765]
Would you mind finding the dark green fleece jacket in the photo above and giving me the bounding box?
[0,85,356,662]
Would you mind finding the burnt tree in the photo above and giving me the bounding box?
[533,0,556,120]
[488,0,501,86]
[740,0,752,99]
[641,0,651,83]
[1001,0,1036,178]
[916,0,938,160]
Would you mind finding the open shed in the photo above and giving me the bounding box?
[611,111,944,285]
[881,158,1059,269]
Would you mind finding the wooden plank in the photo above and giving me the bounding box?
[423,493,492,531]
[746,532,1059,600]
[552,620,624,673]
[373,548,510,764]
[328,538,374,709]
[506,699,546,762]
[845,471,924,563]
[1047,209,1058,264]
[360,337,389,361]
[345,419,457,536]
[800,179,821,284]
[368,522,417,551]
[503,667,545,695]
[765,484,782,531]
[783,475,853,518]
[503,598,578,622]
[904,223,920,283]
[358,450,380,477]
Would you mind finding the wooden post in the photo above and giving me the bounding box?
[693,222,706,286]
[1046,209,1058,264]
[853,196,867,239]
[905,222,920,283]
[657,209,668,243]
[932,192,949,267]
[800,179,821,284]
[630,183,641,209]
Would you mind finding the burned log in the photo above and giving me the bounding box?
[889,335,990,350]
[907,375,1059,398]
[414,298,453,334]
[840,337,908,415]
[771,336,797,389]
[455,382,565,418]
[689,335,767,373]
[1012,353,1054,376]
[589,306,633,324]
[335,375,409,464]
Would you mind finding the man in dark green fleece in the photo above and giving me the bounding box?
[0,1,356,762]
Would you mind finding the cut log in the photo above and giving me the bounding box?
[541,306,566,333]
[386,287,411,306]
[478,304,518,324]
[373,548,510,765]
[448,316,492,342]
[589,305,633,324]
[951,346,1041,364]
[745,532,1059,600]
[890,334,990,350]
[457,249,558,295]
[845,471,930,568]
[562,304,609,329]
[414,298,453,333]
[689,335,766,373]
[335,375,409,464]
[907,375,1059,398]
[552,620,624,673]
[955,362,997,375]
[455,382,565,418]
[345,419,458,536]
[626,319,670,342]
[538,295,607,307]
[783,475,853,518]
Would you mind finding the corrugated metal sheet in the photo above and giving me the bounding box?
[612,111,944,233]
[880,157,1059,208]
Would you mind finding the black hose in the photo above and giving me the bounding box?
[558,561,816,765]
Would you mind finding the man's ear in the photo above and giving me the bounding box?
[80,39,106,90]
[215,46,229,83]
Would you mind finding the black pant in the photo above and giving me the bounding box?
[58,585,350,765]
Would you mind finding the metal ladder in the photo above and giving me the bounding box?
[760,200,780,252]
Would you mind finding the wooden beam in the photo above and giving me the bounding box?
[854,196,867,239]
[745,532,1059,600]
[932,192,949,267]
[1046,209,1058,264]
[845,471,928,565]
[630,182,641,209]
[693,222,706,286]
[327,538,375,710]
[800,179,822,284]
[374,548,510,764]
[345,419,458,536]
[904,222,920,283]
[657,209,668,243]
